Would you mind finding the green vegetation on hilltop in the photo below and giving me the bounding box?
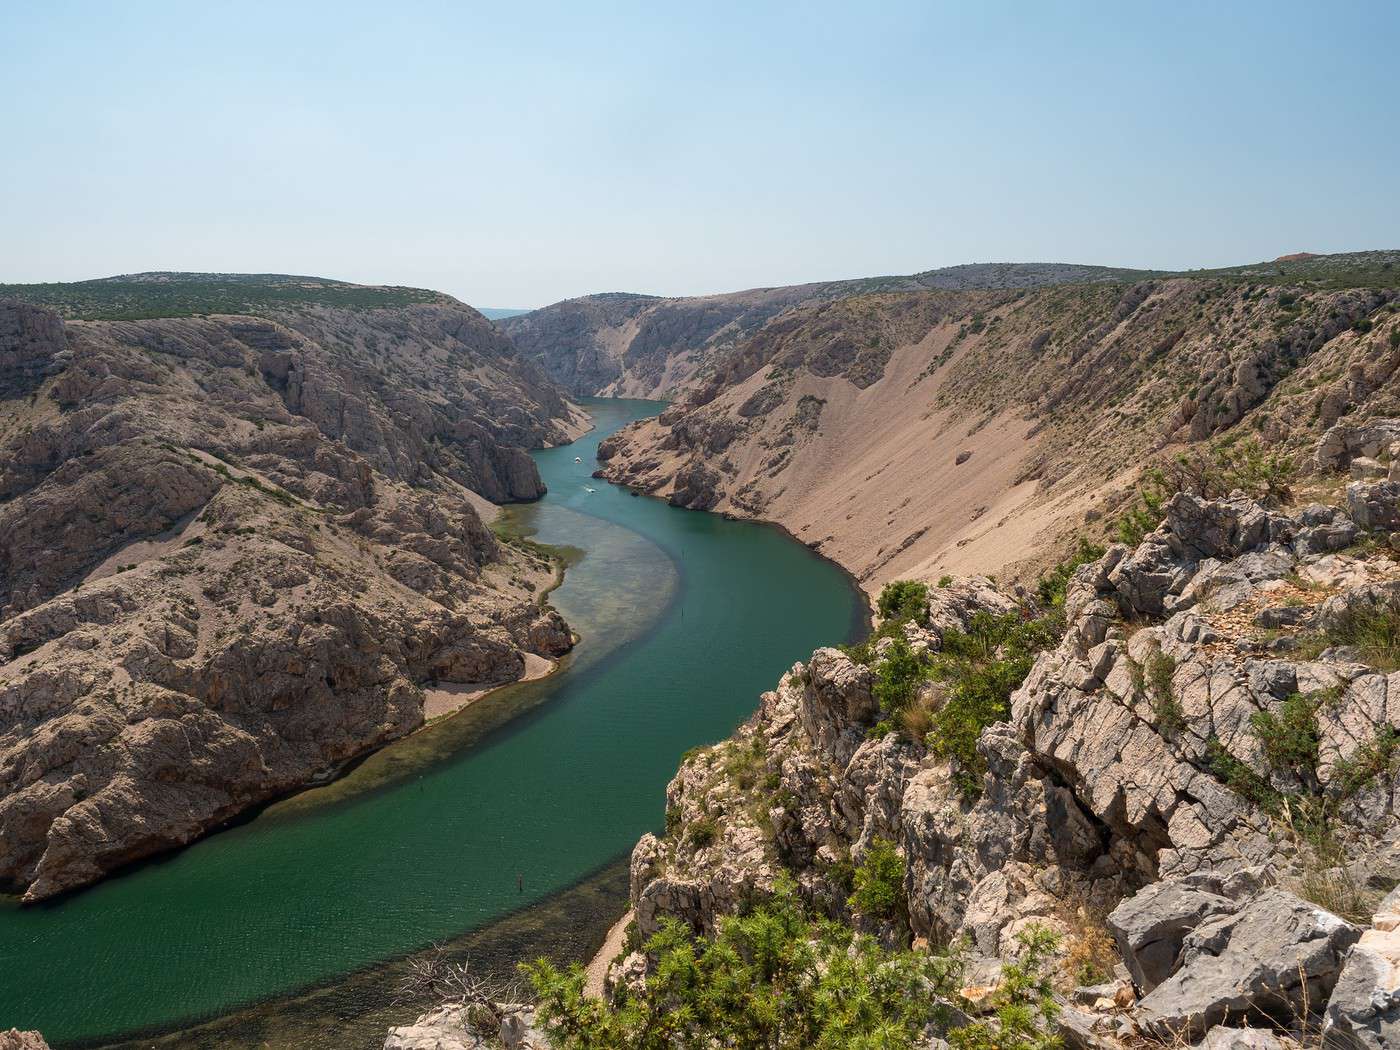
[1187,250,1400,291]
[0,272,444,320]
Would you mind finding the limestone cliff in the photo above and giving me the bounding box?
[619,483,1400,1045]
[0,287,582,901]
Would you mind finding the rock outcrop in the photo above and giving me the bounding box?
[1323,886,1400,1049]
[616,487,1400,1045]
[0,296,580,900]
[384,1004,547,1050]
[1134,888,1360,1037]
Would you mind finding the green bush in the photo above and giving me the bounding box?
[1145,650,1183,731]
[926,611,1058,798]
[842,580,932,666]
[873,635,928,714]
[1211,687,1397,852]
[1333,727,1400,799]
[877,580,930,626]
[848,839,904,920]
[1317,603,1400,672]
[1035,538,1105,608]
[687,818,718,849]
[1252,691,1325,792]
[1114,439,1299,546]
[524,875,964,1050]
[948,925,1063,1050]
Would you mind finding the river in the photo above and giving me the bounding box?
[0,397,864,1046]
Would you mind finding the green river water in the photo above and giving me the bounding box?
[0,398,864,1046]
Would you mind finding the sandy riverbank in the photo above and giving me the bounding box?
[422,652,557,720]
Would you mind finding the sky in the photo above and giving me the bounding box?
[4,1,1398,308]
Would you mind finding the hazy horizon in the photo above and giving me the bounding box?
[6,0,1398,308]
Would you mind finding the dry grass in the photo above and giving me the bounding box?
[896,691,938,742]
[1058,904,1120,988]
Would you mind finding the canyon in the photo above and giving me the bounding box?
[587,253,1400,587]
[4,256,1400,1050]
[384,252,1400,1050]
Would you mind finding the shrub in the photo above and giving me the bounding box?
[1333,726,1400,798]
[926,611,1058,798]
[873,635,928,714]
[948,925,1062,1050]
[1210,688,1399,919]
[1251,690,1324,792]
[877,580,930,626]
[1061,907,1117,986]
[1212,438,1297,504]
[1116,470,1169,546]
[1318,603,1400,672]
[721,735,768,790]
[1114,439,1299,546]
[524,875,964,1050]
[687,818,718,849]
[1035,538,1105,609]
[842,579,931,667]
[1144,650,1183,732]
[848,839,904,920]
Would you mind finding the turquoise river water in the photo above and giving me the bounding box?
[0,398,864,1045]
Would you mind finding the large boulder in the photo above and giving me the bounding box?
[1348,481,1400,531]
[1107,878,1241,992]
[1196,1026,1290,1049]
[1317,420,1400,473]
[1137,889,1361,1038]
[1323,888,1400,1050]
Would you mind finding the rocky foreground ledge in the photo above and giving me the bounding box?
[388,479,1400,1049]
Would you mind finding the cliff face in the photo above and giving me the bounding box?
[596,265,1400,589]
[0,294,581,901]
[501,263,1148,399]
[622,485,1400,1044]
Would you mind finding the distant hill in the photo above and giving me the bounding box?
[0,272,450,321]
[478,307,532,320]
[501,262,1149,397]
[502,252,1400,398]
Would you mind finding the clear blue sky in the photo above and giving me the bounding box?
[4,1,1397,307]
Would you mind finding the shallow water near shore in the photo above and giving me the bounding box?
[0,397,864,1046]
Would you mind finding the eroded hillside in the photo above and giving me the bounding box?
[595,255,1400,590]
[0,287,585,900]
[502,263,1149,398]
